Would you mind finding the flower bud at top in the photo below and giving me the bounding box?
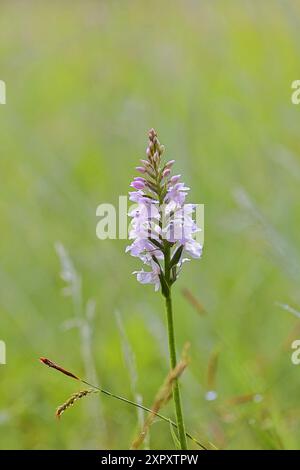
[170,174,181,184]
[148,128,157,140]
[153,151,160,163]
[149,142,154,153]
[136,166,146,173]
[162,168,171,178]
[165,160,175,169]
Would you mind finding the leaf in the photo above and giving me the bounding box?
[159,272,170,298]
[170,245,184,269]
[149,238,163,250]
[169,421,181,449]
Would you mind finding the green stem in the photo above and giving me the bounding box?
[165,294,188,450]
[164,245,188,450]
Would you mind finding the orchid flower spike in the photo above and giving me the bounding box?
[126,129,202,295]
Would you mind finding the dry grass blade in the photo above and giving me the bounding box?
[56,389,96,419]
[225,393,259,406]
[131,344,190,450]
[207,349,220,391]
[182,288,206,315]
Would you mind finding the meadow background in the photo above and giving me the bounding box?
[1,0,300,450]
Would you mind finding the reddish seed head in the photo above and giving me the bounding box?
[39,357,80,381]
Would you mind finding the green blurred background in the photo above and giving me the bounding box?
[1,0,300,450]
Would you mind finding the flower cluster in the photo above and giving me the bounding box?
[126,129,202,294]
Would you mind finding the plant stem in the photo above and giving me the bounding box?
[163,243,188,450]
[165,294,188,450]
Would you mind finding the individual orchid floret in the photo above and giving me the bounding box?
[130,180,146,190]
[135,166,146,173]
[170,174,181,184]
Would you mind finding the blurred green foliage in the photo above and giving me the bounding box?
[0,0,300,449]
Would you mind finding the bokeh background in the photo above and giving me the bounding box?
[1,0,300,450]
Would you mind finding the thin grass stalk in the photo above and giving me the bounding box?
[40,357,207,449]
